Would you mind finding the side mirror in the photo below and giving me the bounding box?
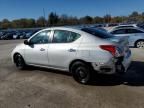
[24,40,30,45]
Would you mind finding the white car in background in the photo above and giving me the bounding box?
[11,27,132,84]
[109,27,144,48]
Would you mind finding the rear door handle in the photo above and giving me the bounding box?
[68,48,76,52]
[40,48,45,51]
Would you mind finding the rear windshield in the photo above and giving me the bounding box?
[81,28,114,39]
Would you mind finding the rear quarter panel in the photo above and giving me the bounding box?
[75,34,113,63]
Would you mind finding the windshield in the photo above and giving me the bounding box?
[81,28,114,39]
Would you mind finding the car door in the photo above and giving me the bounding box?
[126,28,144,46]
[111,28,136,44]
[24,30,51,66]
[48,30,81,69]
[111,29,128,37]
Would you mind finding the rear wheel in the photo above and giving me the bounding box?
[14,54,26,70]
[135,40,144,48]
[70,62,91,84]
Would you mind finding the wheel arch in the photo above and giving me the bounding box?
[13,52,24,63]
[69,59,92,72]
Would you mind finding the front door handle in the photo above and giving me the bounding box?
[68,48,76,52]
[40,48,45,51]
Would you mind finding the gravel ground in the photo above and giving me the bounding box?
[0,40,144,108]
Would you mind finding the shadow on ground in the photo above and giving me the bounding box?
[90,61,144,86]
[25,61,144,86]
[25,66,71,76]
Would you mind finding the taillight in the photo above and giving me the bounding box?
[100,45,116,56]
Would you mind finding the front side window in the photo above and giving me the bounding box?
[52,30,81,43]
[29,31,51,44]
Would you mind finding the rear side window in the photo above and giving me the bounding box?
[69,32,81,42]
[52,30,80,43]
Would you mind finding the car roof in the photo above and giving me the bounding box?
[39,26,89,34]
[110,24,137,30]
[115,24,137,27]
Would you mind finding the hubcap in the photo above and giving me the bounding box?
[77,68,87,79]
[79,70,87,78]
[137,41,144,48]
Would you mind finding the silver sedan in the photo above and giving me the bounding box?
[11,27,131,84]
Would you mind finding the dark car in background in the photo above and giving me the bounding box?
[0,31,9,39]
[1,32,14,40]
[0,28,41,40]
[24,29,41,39]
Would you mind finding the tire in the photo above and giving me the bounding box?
[70,62,91,84]
[14,54,26,70]
[135,40,144,48]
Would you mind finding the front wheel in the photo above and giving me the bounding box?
[14,54,26,70]
[70,62,91,84]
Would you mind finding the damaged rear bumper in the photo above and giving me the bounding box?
[91,50,132,74]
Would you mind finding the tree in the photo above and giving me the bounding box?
[103,14,111,23]
[1,19,11,29]
[27,19,36,28]
[110,16,123,23]
[19,19,28,28]
[67,16,79,25]
[11,18,36,28]
[48,12,59,26]
[0,21,2,29]
[2,11,144,29]
[128,11,140,23]
[130,11,139,17]
[11,19,20,28]
[80,16,93,24]
[36,16,46,27]
[93,16,104,23]
[59,14,69,25]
